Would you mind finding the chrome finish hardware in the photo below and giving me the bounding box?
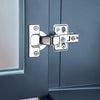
[29,25,46,57]
[53,24,79,51]
[29,24,79,57]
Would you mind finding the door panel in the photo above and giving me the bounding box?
[0,0,48,100]
[61,0,100,87]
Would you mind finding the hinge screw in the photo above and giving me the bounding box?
[71,36,76,41]
[61,37,65,42]
[56,28,60,32]
[62,43,66,49]
[33,25,39,31]
[34,51,39,56]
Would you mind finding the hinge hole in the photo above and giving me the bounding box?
[62,27,66,33]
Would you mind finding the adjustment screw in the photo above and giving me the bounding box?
[34,51,39,56]
[33,25,39,31]
[62,43,66,49]
[61,37,65,42]
[71,36,76,41]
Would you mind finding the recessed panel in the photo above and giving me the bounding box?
[61,0,100,87]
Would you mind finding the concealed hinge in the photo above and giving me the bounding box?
[29,24,79,57]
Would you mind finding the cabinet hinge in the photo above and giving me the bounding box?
[29,24,79,57]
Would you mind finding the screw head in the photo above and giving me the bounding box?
[71,36,76,41]
[56,27,60,32]
[34,51,39,56]
[33,25,39,31]
[61,37,65,42]
[62,43,66,49]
